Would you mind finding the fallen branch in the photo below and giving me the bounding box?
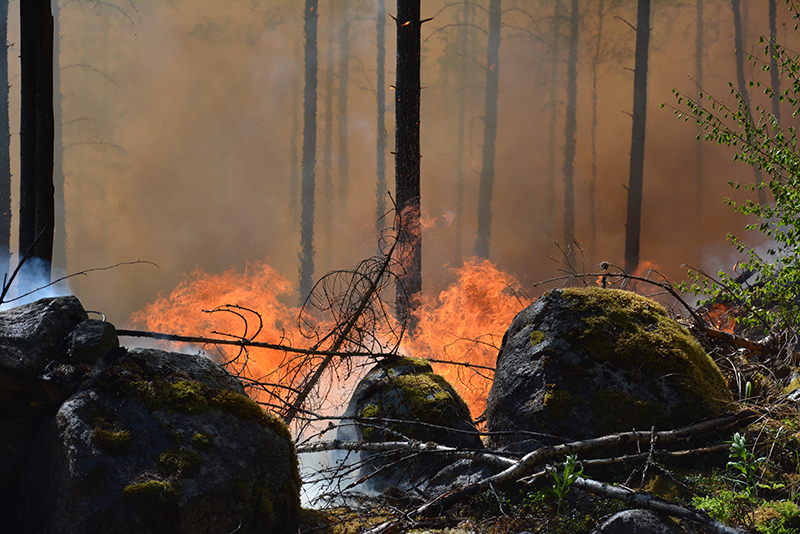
[571,476,747,534]
[364,409,760,533]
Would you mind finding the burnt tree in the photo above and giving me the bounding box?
[562,0,579,265]
[623,0,650,274]
[337,14,351,210]
[0,0,9,277]
[19,0,55,280]
[394,0,422,329]
[299,0,318,302]
[474,0,501,259]
[375,0,387,239]
[545,1,564,239]
[588,0,605,259]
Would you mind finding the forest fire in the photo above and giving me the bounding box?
[704,302,736,334]
[130,257,526,419]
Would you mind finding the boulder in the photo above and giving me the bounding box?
[18,348,301,534]
[486,287,733,448]
[338,356,483,491]
[0,296,301,534]
[591,509,680,534]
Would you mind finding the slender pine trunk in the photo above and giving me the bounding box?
[299,0,318,302]
[623,0,650,274]
[732,0,767,205]
[52,0,65,275]
[19,0,55,281]
[320,4,335,273]
[474,0,501,259]
[589,0,605,260]
[394,0,422,330]
[545,1,563,240]
[0,0,9,278]
[562,0,579,266]
[337,16,350,211]
[453,0,471,265]
[375,0,387,239]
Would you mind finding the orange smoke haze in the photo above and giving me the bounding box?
[0,1,794,416]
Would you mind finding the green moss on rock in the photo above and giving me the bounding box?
[589,388,666,435]
[157,447,204,479]
[121,479,179,509]
[210,390,292,440]
[529,330,546,346]
[90,427,132,454]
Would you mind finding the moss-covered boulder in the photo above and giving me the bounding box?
[337,356,483,491]
[486,287,733,448]
[19,348,300,534]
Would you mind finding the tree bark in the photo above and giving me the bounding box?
[299,0,318,303]
[394,0,422,330]
[320,4,335,273]
[562,0,579,266]
[695,0,704,216]
[623,0,650,274]
[768,0,780,124]
[589,0,605,260]
[52,0,65,275]
[545,1,564,240]
[453,0,471,265]
[0,0,9,278]
[337,15,350,211]
[19,0,55,280]
[375,0,387,239]
[474,0,501,259]
[731,0,767,205]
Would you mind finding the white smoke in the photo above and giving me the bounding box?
[0,257,71,310]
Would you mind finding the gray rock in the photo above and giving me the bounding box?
[338,356,483,491]
[68,319,119,365]
[593,509,680,534]
[19,348,301,534]
[486,287,733,447]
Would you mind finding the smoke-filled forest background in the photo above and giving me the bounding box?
[3,0,794,330]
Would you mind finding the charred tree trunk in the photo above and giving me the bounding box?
[394,0,422,330]
[694,0,704,215]
[375,0,387,239]
[768,0,780,124]
[337,17,350,211]
[623,0,650,274]
[545,1,563,240]
[562,0,579,265]
[474,0,501,259]
[289,72,301,225]
[19,0,55,280]
[299,0,318,302]
[453,0,471,265]
[52,1,65,275]
[589,0,605,260]
[731,0,767,205]
[0,0,9,277]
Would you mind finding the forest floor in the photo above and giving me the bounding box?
[289,319,800,534]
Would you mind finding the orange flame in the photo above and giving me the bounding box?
[130,257,527,420]
[405,258,528,416]
[130,261,302,385]
[705,302,736,334]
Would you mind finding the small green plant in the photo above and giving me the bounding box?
[550,454,583,515]
[728,432,766,495]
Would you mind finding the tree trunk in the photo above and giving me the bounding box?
[623,0,650,274]
[19,0,55,281]
[474,0,501,259]
[299,0,318,302]
[545,1,563,240]
[337,16,350,211]
[731,0,766,205]
[562,0,579,266]
[0,0,9,278]
[52,0,65,275]
[375,0,387,239]
[589,0,605,260]
[320,4,335,273]
[453,0,471,265]
[288,72,301,225]
[694,0,704,216]
[394,0,422,330]
[768,0,780,124]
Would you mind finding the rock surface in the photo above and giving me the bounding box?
[486,287,733,448]
[591,509,680,534]
[338,356,483,491]
[0,296,300,534]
